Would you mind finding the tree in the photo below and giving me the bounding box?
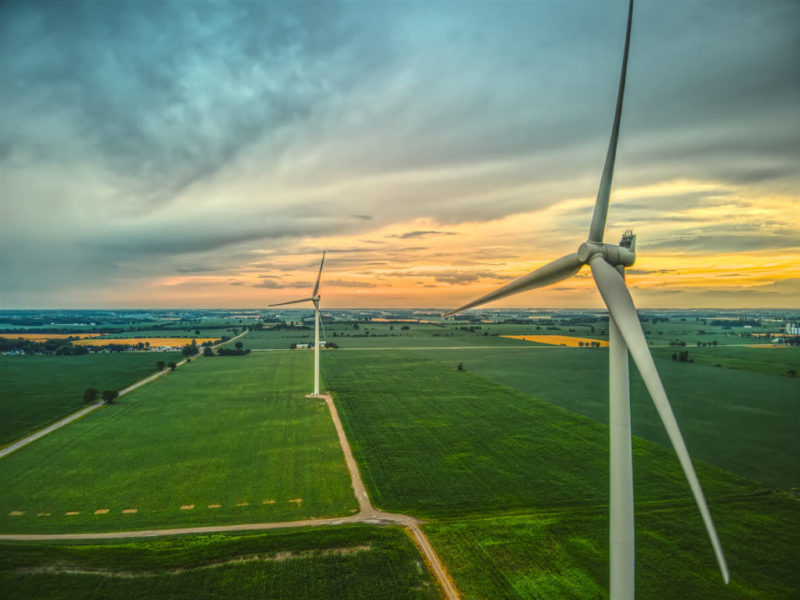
[195,329,200,335]
[788,369,797,378]
[83,387,98,404]
[168,362,176,370]
[157,360,165,370]
[235,341,243,349]
[457,362,464,371]
[102,389,118,404]
[203,346,213,357]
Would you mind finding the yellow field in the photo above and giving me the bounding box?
[502,334,609,347]
[0,333,102,341]
[74,337,219,348]
[746,344,790,349]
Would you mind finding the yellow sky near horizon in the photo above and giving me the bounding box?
[115,178,799,310]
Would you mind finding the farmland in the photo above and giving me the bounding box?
[0,352,182,446]
[411,346,799,488]
[323,350,799,598]
[0,351,356,534]
[322,352,759,517]
[0,525,439,600]
[73,337,219,348]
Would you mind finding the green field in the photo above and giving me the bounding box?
[411,346,799,488]
[0,525,439,600]
[0,352,356,533]
[0,352,183,446]
[425,494,800,600]
[322,353,759,517]
[323,351,799,599]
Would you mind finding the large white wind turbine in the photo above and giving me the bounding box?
[445,1,729,598]
[269,251,326,397]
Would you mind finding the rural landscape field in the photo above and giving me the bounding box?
[1,308,797,598]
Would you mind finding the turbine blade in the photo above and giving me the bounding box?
[444,253,582,316]
[268,297,315,307]
[588,0,633,243]
[589,255,730,584]
[312,251,326,297]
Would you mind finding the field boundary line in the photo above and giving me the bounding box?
[0,330,249,460]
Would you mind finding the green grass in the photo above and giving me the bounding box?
[0,352,356,533]
[0,525,439,600]
[425,493,800,600]
[0,352,183,446]
[322,352,759,518]
[323,350,798,599]
[412,346,799,488]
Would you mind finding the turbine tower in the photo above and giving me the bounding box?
[269,251,326,396]
[445,2,728,597]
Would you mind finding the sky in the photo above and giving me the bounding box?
[1,0,798,310]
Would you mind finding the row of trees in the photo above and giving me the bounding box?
[82,388,119,404]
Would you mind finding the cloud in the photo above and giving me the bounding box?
[386,230,457,239]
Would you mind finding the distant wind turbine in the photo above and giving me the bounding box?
[444,1,729,597]
[269,251,326,397]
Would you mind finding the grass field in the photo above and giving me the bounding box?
[0,351,356,533]
[323,351,799,599]
[322,352,759,518]
[0,525,439,600]
[425,493,800,600]
[412,346,799,488]
[0,352,182,446]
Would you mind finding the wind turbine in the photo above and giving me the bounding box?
[269,251,326,397]
[444,1,729,597]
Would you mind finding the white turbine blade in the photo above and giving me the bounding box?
[312,251,326,297]
[588,0,633,243]
[444,253,582,316]
[589,255,730,584]
[268,297,315,307]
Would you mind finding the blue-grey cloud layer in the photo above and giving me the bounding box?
[1,0,797,306]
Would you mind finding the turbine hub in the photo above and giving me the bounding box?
[578,241,636,268]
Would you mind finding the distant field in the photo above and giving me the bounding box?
[0,525,439,600]
[323,352,758,518]
[0,351,356,533]
[0,333,102,341]
[501,334,608,347]
[242,325,530,350]
[0,352,182,446]
[414,346,799,488]
[425,493,800,600]
[74,337,218,347]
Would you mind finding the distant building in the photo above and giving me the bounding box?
[785,323,800,335]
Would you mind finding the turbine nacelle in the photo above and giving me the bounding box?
[577,241,636,268]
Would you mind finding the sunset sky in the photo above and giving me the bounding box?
[1,0,798,310]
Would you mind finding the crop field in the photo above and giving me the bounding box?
[73,337,219,347]
[0,525,439,600]
[322,352,759,517]
[425,493,800,600]
[242,324,531,350]
[0,351,356,534]
[412,346,799,488]
[0,352,182,446]
[501,334,609,347]
[0,333,103,341]
[323,351,799,598]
